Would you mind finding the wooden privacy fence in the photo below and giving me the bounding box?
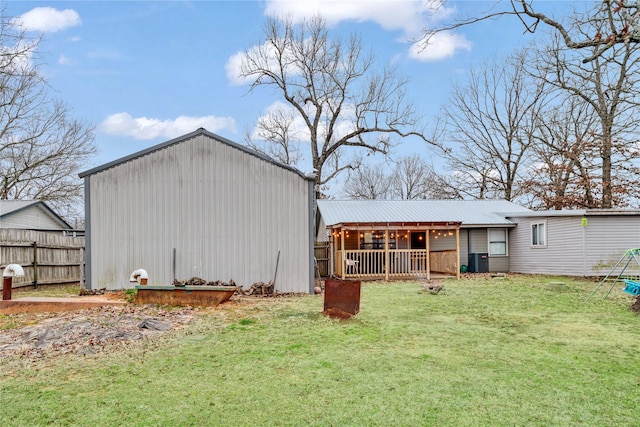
[314,242,329,277]
[0,229,85,289]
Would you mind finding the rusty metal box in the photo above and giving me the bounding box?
[323,279,361,316]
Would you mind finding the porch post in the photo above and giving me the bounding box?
[426,228,431,281]
[340,229,345,280]
[384,230,389,281]
[329,233,335,277]
[456,228,461,279]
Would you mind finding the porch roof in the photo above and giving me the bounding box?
[317,199,531,228]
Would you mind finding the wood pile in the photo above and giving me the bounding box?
[239,281,274,297]
[172,277,237,287]
[171,277,303,298]
[79,288,106,296]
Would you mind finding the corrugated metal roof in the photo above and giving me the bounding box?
[506,209,640,218]
[78,128,314,181]
[316,199,532,227]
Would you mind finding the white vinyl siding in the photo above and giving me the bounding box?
[509,214,640,276]
[0,205,66,230]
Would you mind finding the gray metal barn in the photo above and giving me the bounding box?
[79,128,316,293]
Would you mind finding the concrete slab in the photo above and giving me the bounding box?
[0,296,126,315]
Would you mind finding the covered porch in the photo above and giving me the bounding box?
[328,222,462,281]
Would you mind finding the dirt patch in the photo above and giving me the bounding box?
[0,303,199,362]
[630,296,640,313]
[0,292,310,365]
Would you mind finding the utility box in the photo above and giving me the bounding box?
[468,253,489,273]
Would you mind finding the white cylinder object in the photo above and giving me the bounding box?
[129,268,149,283]
[3,264,25,277]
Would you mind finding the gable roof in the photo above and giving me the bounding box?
[79,127,313,180]
[0,200,72,229]
[317,199,532,228]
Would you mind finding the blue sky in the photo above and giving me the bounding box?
[5,0,571,195]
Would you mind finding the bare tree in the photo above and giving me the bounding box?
[243,105,303,166]
[0,13,96,223]
[238,16,426,198]
[342,163,391,199]
[522,97,603,209]
[390,155,444,199]
[342,155,457,200]
[434,52,548,201]
[532,31,640,208]
[423,0,640,63]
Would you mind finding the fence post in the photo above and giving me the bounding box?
[79,247,85,290]
[32,241,38,289]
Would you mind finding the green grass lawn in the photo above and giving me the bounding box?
[1,275,640,426]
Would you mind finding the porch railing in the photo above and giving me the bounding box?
[339,249,456,279]
[337,249,458,279]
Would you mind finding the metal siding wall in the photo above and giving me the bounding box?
[509,216,584,275]
[89,134,310,292]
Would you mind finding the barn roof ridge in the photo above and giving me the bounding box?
[78,128,314,180]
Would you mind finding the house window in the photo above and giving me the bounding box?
[360,231,386,250]
[531,221,546,247]
[488,229,507,256]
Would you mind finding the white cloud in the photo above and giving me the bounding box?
[251,101,310,142]
[57,54,73,65]
[261,0,473,62]
[408,31,471,61]
[99,113,237,140]
[225,51,247,86]
[264,0,439,37]
[226,41,303,86]
[252,100,357,144]
[12,7,81,33]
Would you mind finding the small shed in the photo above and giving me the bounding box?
[79,128,316,293]
[0,200,72,231]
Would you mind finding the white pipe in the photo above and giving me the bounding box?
[3,264,25,277]
[129,268,148,283]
